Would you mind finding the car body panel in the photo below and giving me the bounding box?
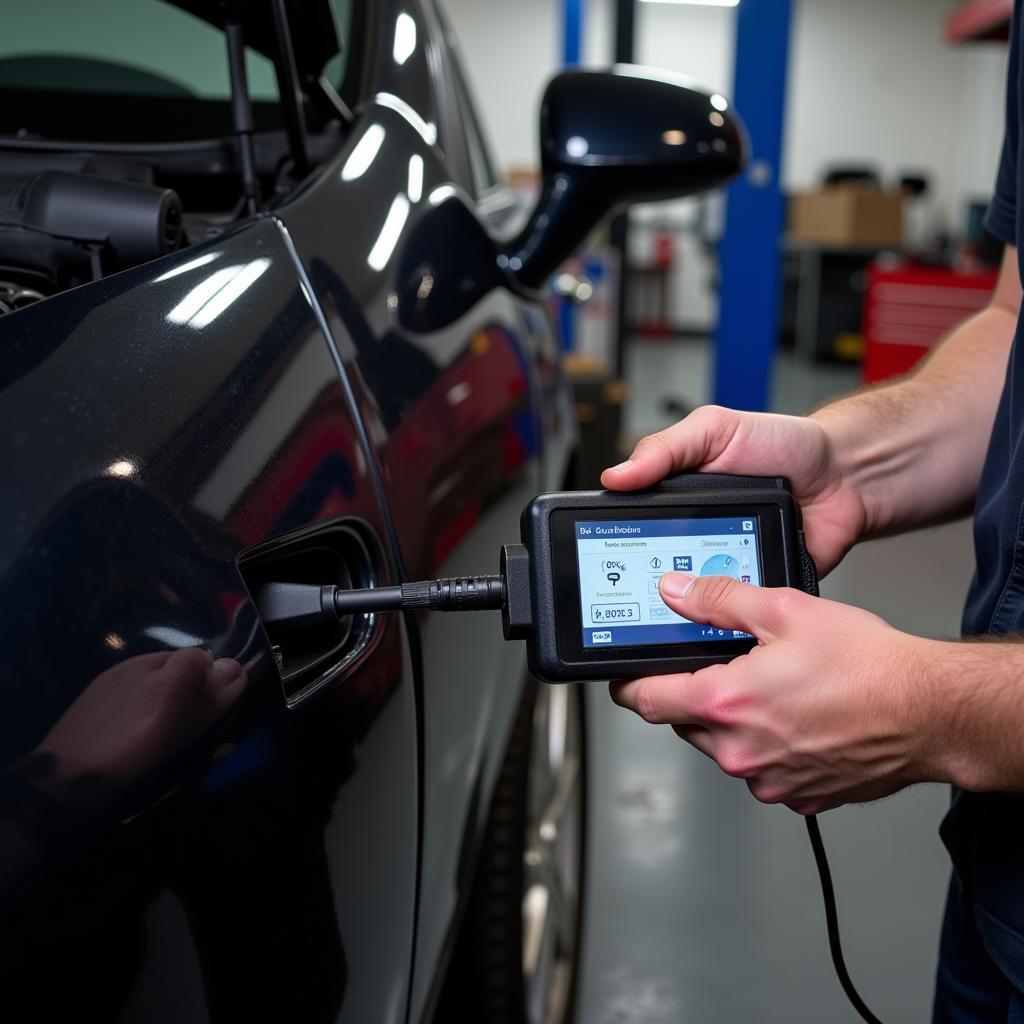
[0,218,419,1023]
[0,1,578,1021]
[275,3,575,1016]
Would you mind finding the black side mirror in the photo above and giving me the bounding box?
[501,65,748,290]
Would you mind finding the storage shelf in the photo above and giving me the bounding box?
[944,0,1012,43]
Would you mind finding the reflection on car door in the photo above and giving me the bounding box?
[276,5,571,1015]
[0,218,418,1024]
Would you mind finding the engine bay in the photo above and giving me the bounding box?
[0,115,344,314]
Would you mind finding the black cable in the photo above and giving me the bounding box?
[805,814,885,1024]
[256,576,506,630]
[395,575,504,612]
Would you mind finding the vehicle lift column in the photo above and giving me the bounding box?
[559,0,587,352]
[714,0,793,411]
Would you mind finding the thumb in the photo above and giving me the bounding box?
[600,406,740,492]
[659,572,801,642]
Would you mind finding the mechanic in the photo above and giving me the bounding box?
[600,6,1024,1020]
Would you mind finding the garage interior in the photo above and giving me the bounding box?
[441,0,1006,1020]
[0,0,1016,1021]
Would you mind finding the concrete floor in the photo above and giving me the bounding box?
[576,339,973,1023]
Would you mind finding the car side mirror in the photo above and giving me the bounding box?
[501,66,747,290]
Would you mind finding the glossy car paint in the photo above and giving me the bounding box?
[0,215,423,1022]
[275,4,573,1017]
[0,2,573,1022]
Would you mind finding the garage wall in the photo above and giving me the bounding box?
[444,0,1008,335]
[953,44,1009,202]
[784,0,1008,233]
[633,0,735,95]
[446,0,1007,227]
[441,0,606,173]
[630,2,735,333]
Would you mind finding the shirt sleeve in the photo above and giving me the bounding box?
[984,0,1021,245]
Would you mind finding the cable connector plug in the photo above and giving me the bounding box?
[255,574,509,630]
[399,576,504,611]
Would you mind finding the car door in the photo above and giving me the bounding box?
[275,2,575,1017]
[0,215,419,1024]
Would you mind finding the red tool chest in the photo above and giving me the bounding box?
[861,264,998,384]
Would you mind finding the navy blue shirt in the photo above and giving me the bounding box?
[942,0,1024,988]
[966,0,1024,636]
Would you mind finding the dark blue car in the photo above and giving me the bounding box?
[0,2,743,1021]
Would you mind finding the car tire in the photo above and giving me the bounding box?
[436,676,586,1024]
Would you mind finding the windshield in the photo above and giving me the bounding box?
[0,0,353,143]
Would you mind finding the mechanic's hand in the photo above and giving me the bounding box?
[601,406,865,575]
[609,572,935,815]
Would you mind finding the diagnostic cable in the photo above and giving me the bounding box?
[255,473,885,1023]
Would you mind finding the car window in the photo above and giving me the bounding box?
[323,0,355,94]
[0,1,280,100]
[0,0,357,143]
[447,39,501,199]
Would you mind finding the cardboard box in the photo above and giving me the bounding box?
[789,186,903,248]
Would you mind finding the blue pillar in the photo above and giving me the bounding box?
[557,0,586,351]
[563,0,584,66]
[713,0,793,411]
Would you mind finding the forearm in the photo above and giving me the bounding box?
[914,636,1024,792]
[811,302,1016,539]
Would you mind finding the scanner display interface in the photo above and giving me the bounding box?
[574,516,762,648]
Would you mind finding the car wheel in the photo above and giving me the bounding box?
[437,676,586,1024]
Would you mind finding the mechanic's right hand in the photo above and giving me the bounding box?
[600,405,866,575]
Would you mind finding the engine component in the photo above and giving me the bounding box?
[0,281,45,315]
[0,170,183,283]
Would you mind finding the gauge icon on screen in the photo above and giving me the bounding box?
[700,553,741,579]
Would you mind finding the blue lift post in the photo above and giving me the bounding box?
[563,0,584,65]
[713,0,793,411]
[558,0,585,352]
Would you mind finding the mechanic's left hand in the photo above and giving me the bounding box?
[609,572,938,814]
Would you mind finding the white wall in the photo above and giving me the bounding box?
[784,0,1008,233]
[956,45,1009,202]
[631,2,736,330]
[634,0,735,94]
[442,0,1010,331]
[442,0,568,173]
